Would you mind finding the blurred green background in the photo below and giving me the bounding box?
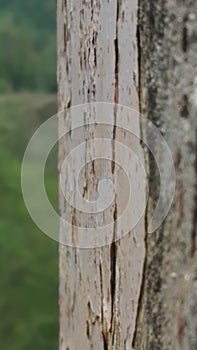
[0,1,58,349]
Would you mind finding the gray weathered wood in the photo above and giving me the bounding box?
[133,1,197,349]
[57,0,146,349]
[57,0,197,349]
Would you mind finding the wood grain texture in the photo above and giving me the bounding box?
[57,0,146,349]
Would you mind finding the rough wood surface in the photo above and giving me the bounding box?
[133,1,197,349]
[57,0,197,348]
[57,0,146,349]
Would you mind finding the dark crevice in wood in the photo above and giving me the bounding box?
[114,36,119,104]
[102,332,108,350]
[110,4,119,338]
[99,262,104,322]
[112,2,119,175]
[132,5,147,348]
[191,128,197,257]
[180,94,189,118]
[63,0,67,52]
[86,321,90,339]
[110,202,117,342]
[99,261,107,349]
[182,15,188,53]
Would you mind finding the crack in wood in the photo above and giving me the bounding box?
[191,128,197,257]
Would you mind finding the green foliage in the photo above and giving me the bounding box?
[0,0,56,92]
[0,94,58,350]
[0,1,58,348]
